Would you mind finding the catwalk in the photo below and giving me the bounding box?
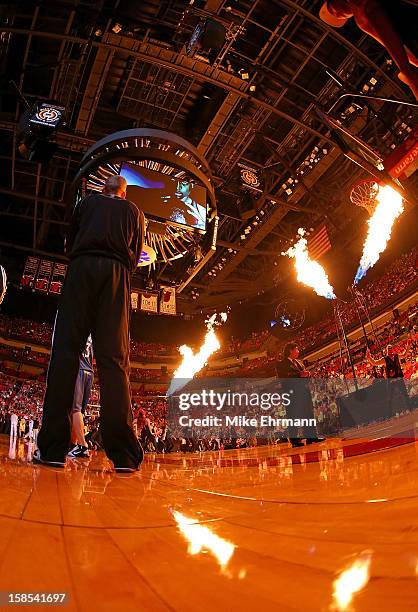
[1,420,418,611]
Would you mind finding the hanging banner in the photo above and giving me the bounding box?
[384,127,418,180]
[159,286,176,316]
[131,292,139,310]
[237,162,263,193]
[35,259,53,292]
[49,262,67,295]
[140,292,158,313]
[21,257,40,288]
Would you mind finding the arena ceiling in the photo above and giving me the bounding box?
[0,0,417,313]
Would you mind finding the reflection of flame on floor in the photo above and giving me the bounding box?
[332,550,372,611]
[173,510,236,571]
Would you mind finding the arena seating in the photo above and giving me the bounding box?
[1,246,417,450]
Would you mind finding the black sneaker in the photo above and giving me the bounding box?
[33,448,65,468]
[305,437,325,445]
[114,466,138,474]
[68,444,90,459]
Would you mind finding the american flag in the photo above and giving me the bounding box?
[308,224,331,260]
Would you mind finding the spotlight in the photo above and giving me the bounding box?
[238,68,250,80]
[112,23,123,34]
[186,19,226,64]
[249,85,256,92]
[17,101,64,162]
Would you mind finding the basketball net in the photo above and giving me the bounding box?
[350,179,380,216]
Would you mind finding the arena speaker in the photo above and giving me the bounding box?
[201,19,226,52]
[187,18,226,62]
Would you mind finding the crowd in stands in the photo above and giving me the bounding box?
[1,246,417,452]
[0,316,178,359]
[0,343,49,367]
[295,245,417,350]
[1,303,417,451]
[1,246,416,363]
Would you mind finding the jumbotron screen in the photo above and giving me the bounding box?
[119,163,207,231]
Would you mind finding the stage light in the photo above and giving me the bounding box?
[112,23,122,33]
[238,68,249,80]
[249,85,256,92]
[17,101,64,162]
[186,19,226,63]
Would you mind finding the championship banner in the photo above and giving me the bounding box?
[237,162,263,193]
[131,292,139,310]
[383,127,418,179]
[35,259,54,292]
[21,256,40,288]
[159,286,176,316]
[140,292,158,313]
[49,262,67,295]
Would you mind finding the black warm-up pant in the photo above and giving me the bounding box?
[37,255,142,469]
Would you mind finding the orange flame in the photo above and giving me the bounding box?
[283,228,335,299]
[167,312,227,396]
[355,185,404,283]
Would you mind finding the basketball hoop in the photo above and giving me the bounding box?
[349,178,381,215]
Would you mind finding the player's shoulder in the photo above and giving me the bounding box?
[125,199,144,220]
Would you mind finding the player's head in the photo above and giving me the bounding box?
[319,1,352,27]
[176,179,191,199]
[386,344,394,356]
[103,175,127,199]
[284,342,299,359]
